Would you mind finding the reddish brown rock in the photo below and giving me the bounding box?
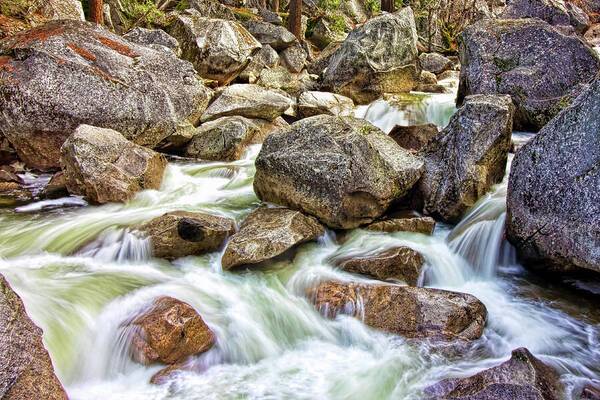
[388,123,439,152]
[308,280,487,341]
[128,296,215,365]
[365,215,435,235]
[334,246,425,285]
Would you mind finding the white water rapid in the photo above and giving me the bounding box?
[0,83,598,399]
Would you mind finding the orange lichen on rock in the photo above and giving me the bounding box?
[96,36,140,58]
[0,56,14,73]
[67,43,97,61]
[8,24,66,48]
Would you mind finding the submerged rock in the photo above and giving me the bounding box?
[334,246,425,285]
[201,84,294,122]
[458,18,599,131]
[424,348,563,399]
[308,280,487,341]
[254,115,424,229]
[222,207,324,270]
[0,181,33,206]
[128,296,215,365]
[419,95,514,223]
[507,77,600,275]
[0,274,67,399]
[321,8,420,104]
[60,125,167,204]
[365,214,435,234]
[138,211,235,260]
[389,123,439,152]
[185,116,260,161]
[0,20,210,170]
[169,10,261,85]
[501,0,589,33]
[297,91,354,118]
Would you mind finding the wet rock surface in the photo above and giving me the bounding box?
[254,115,424,229]
[127,296,215,365]
[0,20,210,170]
[507,77,600,275]
[297,91,354,118]
[365,214,436,234]
[419,52,453,75]
[308,280,487,341]
[60,125,167,204]
[321,9,420,104]
[389,123,439,152]
[333,246,425,285]
[419,95,514,223]
[139,211,235,260]
[458,18,599,131]
[0,274,67,399]
[424,348,563,399]
[222,207,324,270]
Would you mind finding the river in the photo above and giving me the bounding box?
[0,78,598,399]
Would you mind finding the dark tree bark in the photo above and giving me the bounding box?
[272,0,280,13]
[382,0,395,12]
[287,0,302,40]
[89,0,104,25]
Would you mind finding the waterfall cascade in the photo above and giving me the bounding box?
[0,85,598,400]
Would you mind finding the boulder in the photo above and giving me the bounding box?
[280,42,307,73]
[221,207,324,270]
[0,274,67,399]
[458,18,600,131]
[127,296,215,365]
[123,27,180,54]
[238,44,279,83]
[321,8,420,104]
[169,10,261,85]
[419,52,453,75]
[297,91,354,118]
[308,280,487,341]
[584,23,600,46]
[419,95,514,223]
[309,18,346,49]
[389,123,439,151]
[424,348,563,399]
[0,181,33,206]
[333,246,425,285]
[256,66,309,96]
[0,20,211,171]
[60,125,167,204]
[243,20,296,50]
[185,116,260,161]
[0,0,84,39]
[501,0,589,33]
[507,77,600,275]
[138,211,235,259]
[189,0,236,20]
[420,70,437,85]
[254,115,425,229]
[306,40,343,75]
[582,385,600,400]
[365,214,435,234]
[40,172,68,199]
[201,84,294,122]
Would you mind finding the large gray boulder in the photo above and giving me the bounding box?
[458,18,599,131]
[60,125,167,204]
[419,52,453,75]
[169,10,261,85]
[501,0,589,33]
[308,280,487,341]
[419,95,514,223]
[297,91,354,118]
[321,8,420,104]
[0,20,211,171]
[201,84,294,122]
[185,116,260,161]
[221,207,325,270]
[123,27,180,54]
[243,20,296,50]
[424,348,563,399]
[238,44,280,83]
[254,115,424,229]
[0,274,67,399]
[189,0,236,20]
[507,77,600,275]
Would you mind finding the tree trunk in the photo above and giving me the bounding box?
[272,0,280,13]
[381,0,395,12]
[287,0,302,40]
[89,0,104,25]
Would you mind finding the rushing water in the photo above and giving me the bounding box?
[0,85,598,399]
